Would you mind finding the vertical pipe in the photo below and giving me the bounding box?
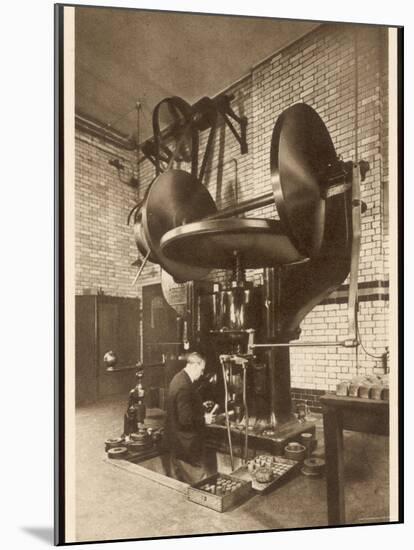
[220,357,234,471]
[263,268,294,427]
[270,347,294,424]
[242,366,249,463]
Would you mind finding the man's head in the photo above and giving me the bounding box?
[184,352,206,382]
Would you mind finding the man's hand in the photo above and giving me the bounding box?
[204,403,219,425]
[204,412,216,425]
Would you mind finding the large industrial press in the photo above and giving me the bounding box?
[126,93,369,466]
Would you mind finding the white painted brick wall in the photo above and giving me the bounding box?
[75,23,389,391]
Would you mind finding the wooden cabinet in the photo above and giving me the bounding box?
[75,295,140,406]
[141,284,184,408]
[75,296,98,406]
[142,283,180,365]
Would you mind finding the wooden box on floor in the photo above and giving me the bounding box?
[188,473,252,512]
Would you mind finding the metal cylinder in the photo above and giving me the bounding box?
[264,268,276,338]
[263,267,294,427]
[213,284,254,331]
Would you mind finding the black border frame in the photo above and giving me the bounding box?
[55,4,65,545]
[54,3,404,544]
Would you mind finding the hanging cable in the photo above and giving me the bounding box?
[242,365,249,464]
[135,101,141,194]
[219,355,234,471]
[356,323,385,359]
[354,27,359,164]
[349,28,387,365]
[347,27,362,344]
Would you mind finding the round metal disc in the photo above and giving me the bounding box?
[142,169,217,282]
[270,103,338,257]
[160,218,307,269]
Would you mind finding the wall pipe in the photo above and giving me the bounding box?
[250,340,358,348]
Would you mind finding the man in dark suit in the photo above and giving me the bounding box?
[165,352,215,484]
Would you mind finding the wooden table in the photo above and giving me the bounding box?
[320,394,389,526]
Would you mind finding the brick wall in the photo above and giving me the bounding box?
[75,22,389,396]
[75,132,160,297]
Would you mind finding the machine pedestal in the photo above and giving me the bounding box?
[205,419,316,458]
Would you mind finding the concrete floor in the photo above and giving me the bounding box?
[75,396,390,543]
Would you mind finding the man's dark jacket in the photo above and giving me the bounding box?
[165,369,205,464]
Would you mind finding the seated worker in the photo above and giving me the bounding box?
[165,351,216,484]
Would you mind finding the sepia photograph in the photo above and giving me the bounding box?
[55,3,402,544]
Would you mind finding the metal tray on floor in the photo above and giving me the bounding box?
[231,456,300,493]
